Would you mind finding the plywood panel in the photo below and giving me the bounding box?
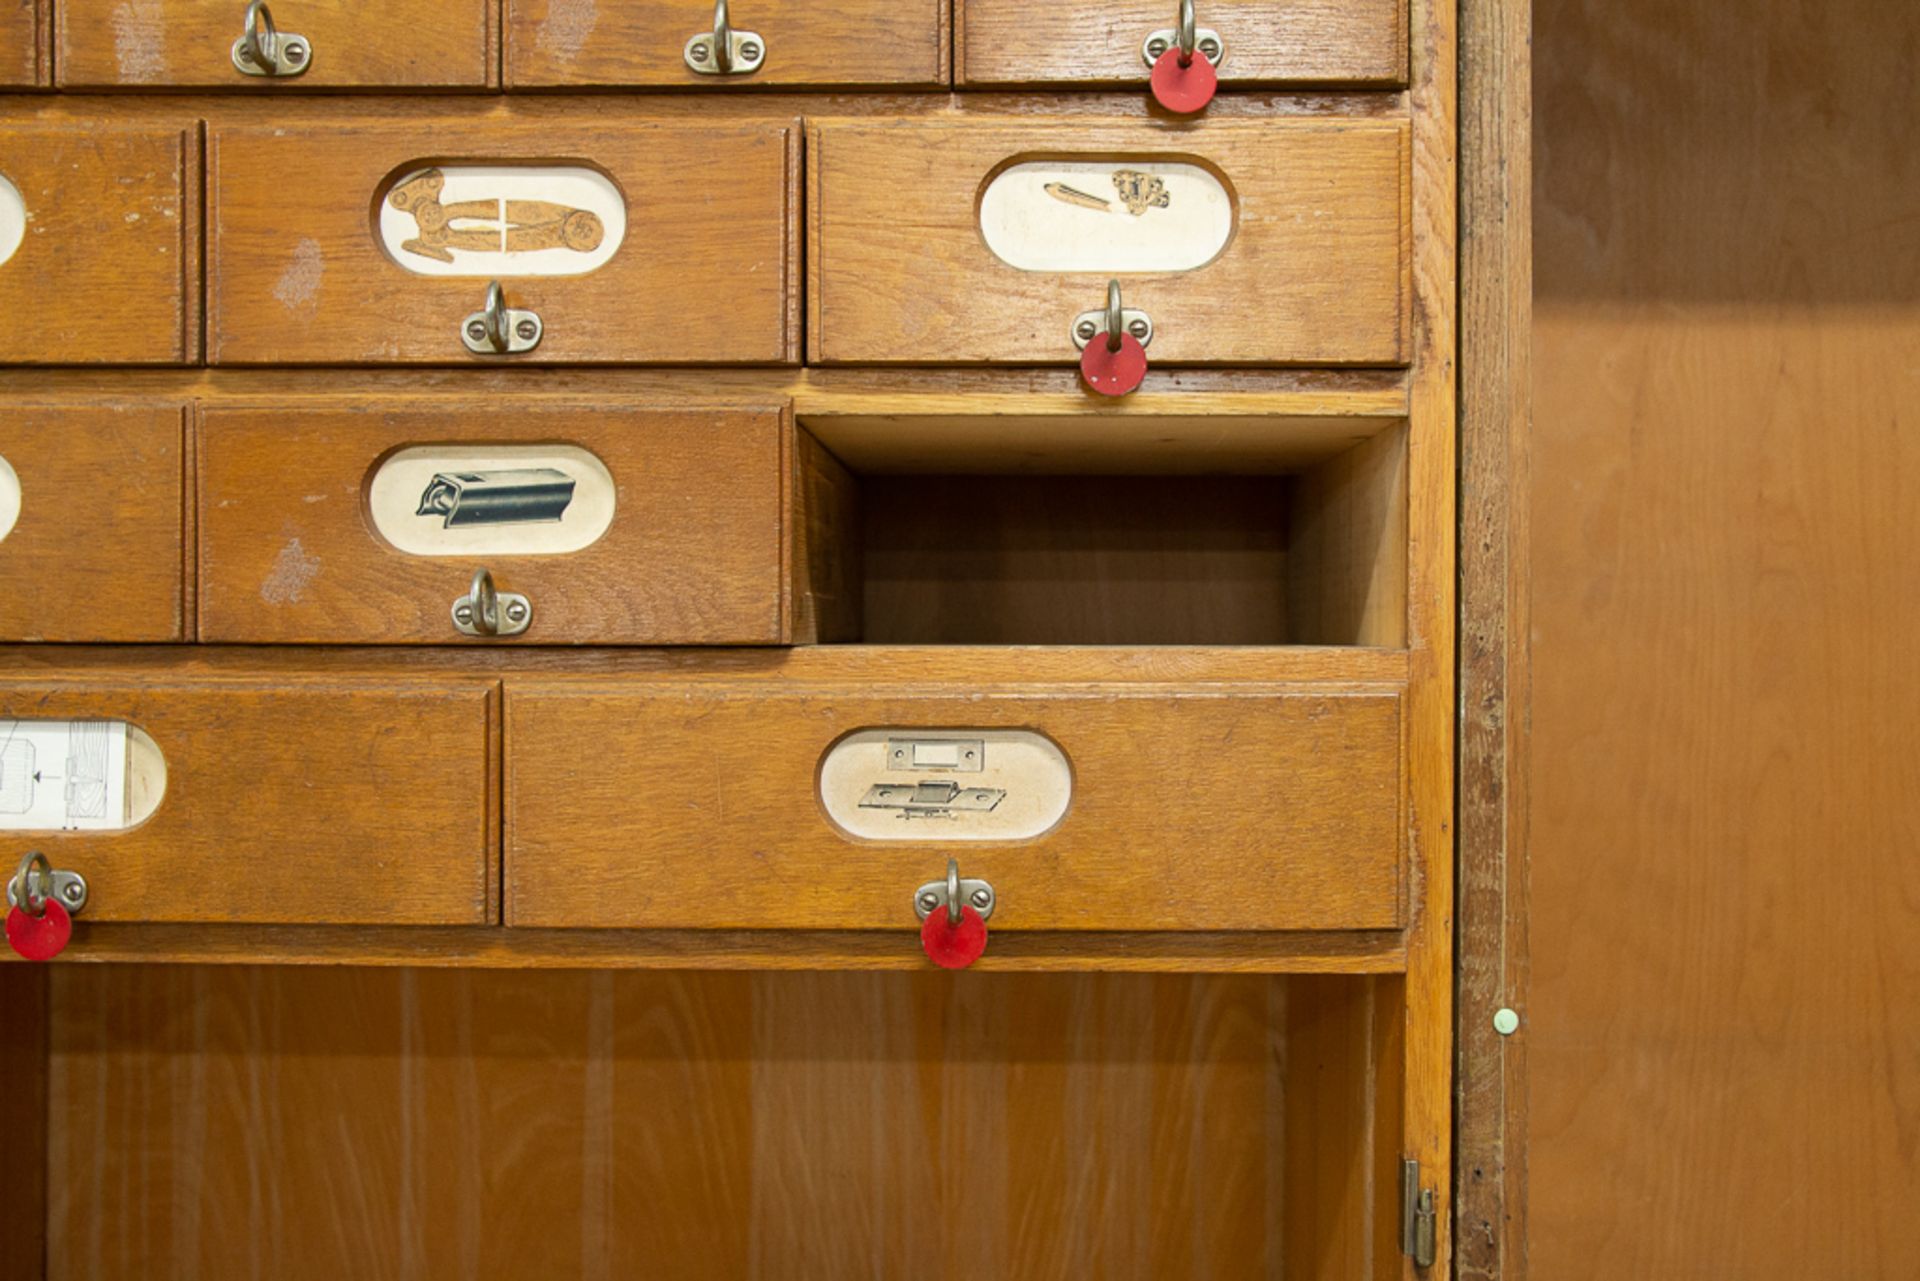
[47,967,1296,1281]
[1530,0,1920,1273]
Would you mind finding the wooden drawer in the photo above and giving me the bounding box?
[807,115,1409,366]
[208,119,798,365]
[55,0,496,88]
[196,403,793,645]
[0,675,497,924]
[0,124,198,364]
[958,0,1406,88]
[506,678,1404,931]
[2,0,45,85]
[0,405,187,642]
[507,0,946,87]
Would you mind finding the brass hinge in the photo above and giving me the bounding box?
[1401,1159,1436,1269]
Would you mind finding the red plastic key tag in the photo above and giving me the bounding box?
[6,900,72,962]
[1081,332,1149,397]
[921,905,989,970]
[1150,45,1218,114]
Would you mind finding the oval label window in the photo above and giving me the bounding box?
[979,160,1234,274]
[0,454,19,544]
[819,729,1072,842]
[378,165,626,277]
[0,720,167,832]
[0,174,25,269]
[368,444,616,557]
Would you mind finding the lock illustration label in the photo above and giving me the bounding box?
[979,159,1234,273]
[820,729,1072,842]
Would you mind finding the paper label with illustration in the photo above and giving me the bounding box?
[0,720,128,831]
[379,165,627,278]
[979,160,1234,273]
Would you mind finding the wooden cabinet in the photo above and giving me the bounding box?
[195,400,798,645]
[0,667,497,924]
[55,0,497,88]
[0,124,198,364]
[0,404,188,641]
[958,0,1407,88]
[506,669,1406,931]
[207,118,799,364]
[507,0,947,87]
[1,0,45,85]
[807,114,1410,365]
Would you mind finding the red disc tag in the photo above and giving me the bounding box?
[1080,332,1149,397]
[1151,47,1218,114]
[6,900,72,962]
[920,905,989,970]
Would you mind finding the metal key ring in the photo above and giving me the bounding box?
[1177,0,1197,63]
[1105,280,1125,352]
[10,851,52,918]
[712,0,736,73]
[239,0,280,69]
[469,567,500,634]
[946,859,962,926]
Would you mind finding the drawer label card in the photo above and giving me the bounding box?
[368,444,617,556]
[0,721,166,832]
[819,729,1072,842]
[979,160,1234,273]
[0,453,17,543]
[0,174,23,269]
[378,165,627,277]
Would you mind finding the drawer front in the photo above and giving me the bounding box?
[208,119,798,365]
[808,116,1409,365]
[958,0,1406,87]
[0,406,187,641]
[0,124,197,364]
[0,679,496,924]
[56,0,495,88]
[197,404,791,645]
[2,0,43,85]
[508,0,946,87]
[507,683,1404,931]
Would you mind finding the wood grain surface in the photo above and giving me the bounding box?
[208,117,798,364]
[1529,0,1920,1273]
[55,0,497,88]
[0,123,197,363]
[958,0,1406,88]
[42,967,1402,1280]
[0,673,497,925]
[196,403,791,645]
[0,0,45,85]
[808,114,1409,365]
[0,966,45,1281]
[0,403,188,641]
[508,0,947,87]
[507,678,1405,931]
[1285,424,1408,649]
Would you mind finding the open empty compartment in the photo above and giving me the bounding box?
[13,965,1413,1281]
[795,410,1409,648]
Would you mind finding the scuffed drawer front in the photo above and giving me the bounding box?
[0,124,197,364]
[208,119,798,364]
[0,677,497,924]
[808,114,1409,366]
[506,681,1405,932]
[508,0,945,87]
[56,0,496,88]
[197,404,791,645]
[959,0,1406,88]
[0,405,187,641]
[1,0,40,85]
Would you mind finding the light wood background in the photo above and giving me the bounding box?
[1528,0,1920,1272]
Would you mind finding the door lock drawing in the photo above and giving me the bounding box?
[860,780,1007,819]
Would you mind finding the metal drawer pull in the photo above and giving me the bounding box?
[452,568,532,638]
[7,851,87,918]
[685,0,765,75]
[232,0,312,77]
[1072,279,1153,351]
[914,859,996,927]
[461,281,543,356]
[1142,0,1225,69]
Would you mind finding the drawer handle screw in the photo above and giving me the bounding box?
[231,1,312,77]
[685,0,766,75]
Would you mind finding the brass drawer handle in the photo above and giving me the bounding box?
[452,568,533,638]
[685,0,766,76]
[231,1,312,78]
[461,281,543,356]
